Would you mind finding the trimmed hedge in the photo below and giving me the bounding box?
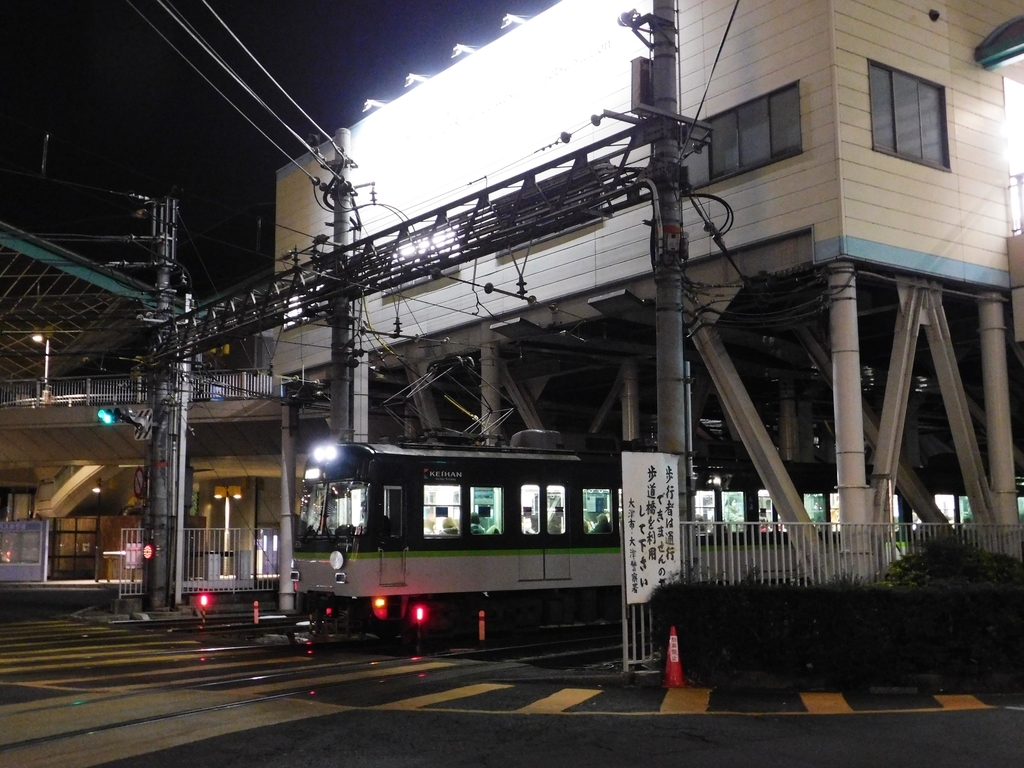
[649,582,1024,690]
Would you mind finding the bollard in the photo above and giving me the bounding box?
[478,610,486,644]
[253,600,260,625]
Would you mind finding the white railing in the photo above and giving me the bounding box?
[178,527,279,594]
[118,528,145,596]
[680,521,1023,585]
[117,527,279,598]
[0,370,275,409]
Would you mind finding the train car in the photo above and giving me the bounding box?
[291,435,624,635]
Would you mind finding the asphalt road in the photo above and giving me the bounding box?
[2,586,1023,767]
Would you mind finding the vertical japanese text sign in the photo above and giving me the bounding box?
[622,452,682,604]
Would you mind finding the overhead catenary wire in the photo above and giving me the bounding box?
[197,0,344,159]
[155,0,338,174]
[124,0,320,185]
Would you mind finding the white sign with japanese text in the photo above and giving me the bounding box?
[622,452,682,604]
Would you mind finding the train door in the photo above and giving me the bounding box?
[518,483,570,581]
[379,485,407,586]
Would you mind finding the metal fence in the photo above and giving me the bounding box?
[679,521,1023,585]
[118,528,145,596]
[177,527,279,594]
[118,527,279,598]
[0,370,275,408]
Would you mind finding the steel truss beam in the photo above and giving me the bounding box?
[158,123,664,360]
[923,286,995,522]
[870,281,924,522]
[796,328,947,524]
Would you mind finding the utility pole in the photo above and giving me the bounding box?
[145,197,179,609]
[330,128,356,443]
[649,0,689,467]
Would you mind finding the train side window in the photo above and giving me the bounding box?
[723,491,745,526]
[424,484,461,537]
[471,486,503,534]
[521,485,541,535]
[383,486,403,538]
[547,485,566,534]
[583,488,613,533]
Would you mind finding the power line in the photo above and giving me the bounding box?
[124,0,319,185]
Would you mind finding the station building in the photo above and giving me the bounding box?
[271,0,1024,529]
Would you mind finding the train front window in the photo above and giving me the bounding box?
[327,483,367,533]
[471,486,503,535]
[424,484,461,537]
[299,482,366,536]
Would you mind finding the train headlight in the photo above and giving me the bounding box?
[329,550,345,570]
[312,444,339,463]
[372,597,388,621]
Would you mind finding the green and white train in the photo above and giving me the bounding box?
[291,435,624,635]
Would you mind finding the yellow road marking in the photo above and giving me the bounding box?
[516,687,602,714]
[27,654,385,690]
[0,626,115,640]
[935,694,992,711]
[0,661,445,747]
[660,687,711,714]
[0,650,221,674]
[245,660,455,696]
[0,640,198,659]
[375,683,512,710]
[799,692,854,715]
[4,697,351,768]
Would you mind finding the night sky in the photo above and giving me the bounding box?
[0,0,560,297]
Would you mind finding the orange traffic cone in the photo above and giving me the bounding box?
[663,625,686,688]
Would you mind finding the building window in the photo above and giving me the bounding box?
[868,62,948,168]
[687,82,802,185]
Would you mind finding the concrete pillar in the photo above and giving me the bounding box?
[979,294,1017,525]
[278,397,297,611]
[621,359,640,443]
[829,263,869,523]
[778,378,798,461]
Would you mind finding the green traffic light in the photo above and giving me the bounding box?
[97,408,116,425]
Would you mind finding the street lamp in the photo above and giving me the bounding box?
[214,485,242,532]
[32,333,50,401]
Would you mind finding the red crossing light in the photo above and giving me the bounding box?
[199,593,211,609]
[413,604,427,624]
[142,542,155,560]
